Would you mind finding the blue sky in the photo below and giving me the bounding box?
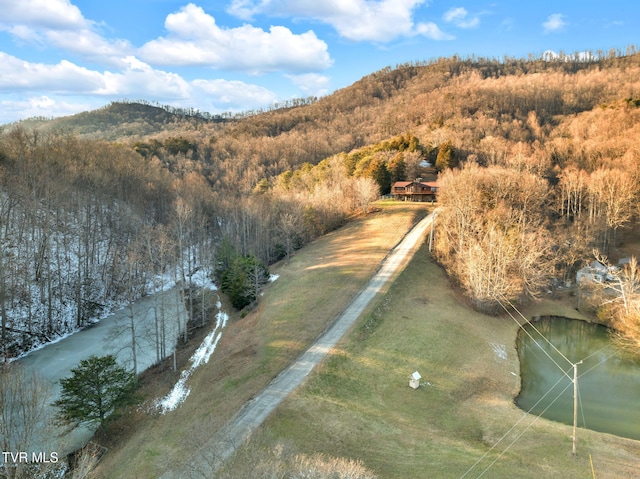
[0,0,638,124]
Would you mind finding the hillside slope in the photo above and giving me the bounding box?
[92,203,429,478]
[7,101,228,141]
[3,51,640,359]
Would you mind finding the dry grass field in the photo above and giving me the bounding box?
[92,202,428,478]
[92,202,640,478]
[251,244,640,479]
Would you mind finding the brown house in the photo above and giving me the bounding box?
[392,180,439,202]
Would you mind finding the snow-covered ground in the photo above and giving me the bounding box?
[13,259,220,456]
[155,305,228,414]
[1,190,219,361]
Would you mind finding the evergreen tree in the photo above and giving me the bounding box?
[388,153,407,182]
[367,158,392,195]
[219,254,270,310]
[53,355,137,429]
[435,140,457,171]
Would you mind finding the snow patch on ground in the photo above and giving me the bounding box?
[190,268,218,290]
[156,371,192,413]
[490,342,507,360]
[155,307,229,414]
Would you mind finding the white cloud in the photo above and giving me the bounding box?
[228,0,358,20]
[0,51,278,102]
[227,0,453,43]
[227,0,266,19]
[443,7,479,29]
[138,4,332,73]
[0,52,105,92]
[415,23,453,40]
[0,0,86,31]
[46,30,132,65]
[500,18,515,32]
[0,52,190,100]
[285,73,330,96]
[0,52,281,123]
[192,79,277,107]
[543,13,567,34]
[100,57,192,98]
[0,0,132,65]
[0,95,98,123]
[0,52,192,100]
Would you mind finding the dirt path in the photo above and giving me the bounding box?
[161,209,437,479]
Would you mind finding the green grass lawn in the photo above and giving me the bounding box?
[93,202,430,479]
[259,244,640,479]
[93,201,640,478]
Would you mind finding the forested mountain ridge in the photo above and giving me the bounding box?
[8,101,229,141]
[2,50,640,359]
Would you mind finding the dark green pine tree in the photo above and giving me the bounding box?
[53,355,137,429]
[368,158,392,195]
[220,254,270,310]
[388,153,407,182]
[435,140,458,172]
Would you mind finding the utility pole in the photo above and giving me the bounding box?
[428,212,436,252]
[572,360,583,456]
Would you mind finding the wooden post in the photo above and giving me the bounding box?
[572,360,583,456]
[428,213,435,252]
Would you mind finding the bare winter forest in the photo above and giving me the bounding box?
[2,50,640,360]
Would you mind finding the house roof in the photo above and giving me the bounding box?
[588,260,608,272]
[392,181,439,189]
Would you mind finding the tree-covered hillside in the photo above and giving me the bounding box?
[2,50,640,358]
[9,101,229,141]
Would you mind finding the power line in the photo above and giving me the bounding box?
[473,380,575,479]
[579,342,612,363]
[496,293,623,458]
[495,296,573,380]
[459,368,569,478]
[497,293,575,369]
[461,294,620,478]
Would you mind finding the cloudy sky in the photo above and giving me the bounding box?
[0,0,638,124]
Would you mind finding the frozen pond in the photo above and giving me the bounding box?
[13,288,187,456]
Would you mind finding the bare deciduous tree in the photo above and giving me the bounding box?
[434,164,551,313]
[588,168,636,252]
[593,256,640,353]
[277,211,301,263]
[353,176,380,214]
[0,364,59,479]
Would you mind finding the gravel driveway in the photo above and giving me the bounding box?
[162,209,437,479]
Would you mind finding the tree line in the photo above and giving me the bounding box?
[0,126,384,361]
[433,153,639,314]
[3,50,640,356]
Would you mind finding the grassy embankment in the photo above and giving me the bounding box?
[94,202,429,478]
[96,200,640,478]
[256,241,640,478]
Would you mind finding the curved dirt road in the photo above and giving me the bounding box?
[163,209,437,478]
